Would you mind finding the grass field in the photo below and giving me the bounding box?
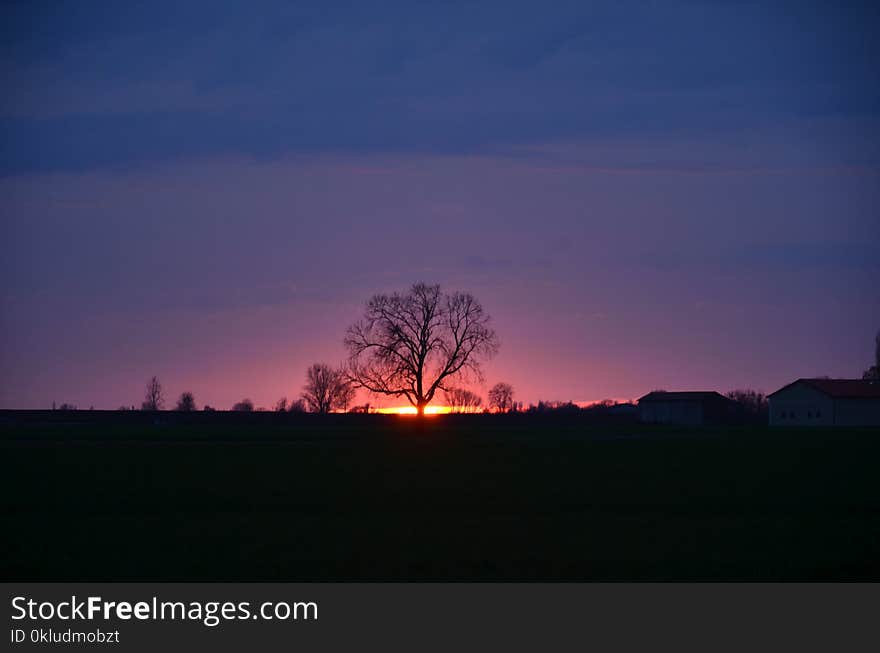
[2,413,879,580]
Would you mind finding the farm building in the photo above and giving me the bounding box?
[768,378,880,426]
[637,391,732,426]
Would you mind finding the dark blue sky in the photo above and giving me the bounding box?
[2,1,879,408]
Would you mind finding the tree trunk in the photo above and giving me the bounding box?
[417,402,426,417]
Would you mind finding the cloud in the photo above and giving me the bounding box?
[636,242,880,282]
[2,1,879,174]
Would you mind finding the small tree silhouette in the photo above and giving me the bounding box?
[726,389,768,422]
[488,382,514,413]
[302,363,355,414]
[443,387,483,413]
[232,399,254,412]
[141,376,164,411]
[863,329,880,380]
[176,391,197,411]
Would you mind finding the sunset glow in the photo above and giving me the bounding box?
[1,1,876,414]
[373,405,454,416]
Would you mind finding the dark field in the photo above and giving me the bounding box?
[2,412,879,581]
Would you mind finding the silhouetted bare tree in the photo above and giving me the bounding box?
[232,398,254,412]
[863,329,880,380]
[726,389,768,422]
[141,376,164,411]
[275,397,288,412]
[345,283,498,416]
[288,398,307,413]
[301,363,355,414]
[176,391,196,411]
[444,387,483,413]
[488,382,514,413]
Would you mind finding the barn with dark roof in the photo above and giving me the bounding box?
[768,378,880,426]
[637,391,732,426]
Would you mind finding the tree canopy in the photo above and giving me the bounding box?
[345,283,498,416]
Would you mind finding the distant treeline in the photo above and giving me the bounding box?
[39,391,769,424]
[47,373,771,424]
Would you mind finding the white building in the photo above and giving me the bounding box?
[768,379,880,426]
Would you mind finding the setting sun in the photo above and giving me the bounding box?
[373,405,454,416]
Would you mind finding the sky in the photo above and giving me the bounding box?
[2,0,879,409]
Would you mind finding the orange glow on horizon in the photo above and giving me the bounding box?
[373,405,454,416]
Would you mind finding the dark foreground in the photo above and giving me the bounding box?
[2,412,878,581]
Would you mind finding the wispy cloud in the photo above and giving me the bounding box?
[3,1,878,174]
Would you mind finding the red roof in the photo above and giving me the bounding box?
[769,378,880,399]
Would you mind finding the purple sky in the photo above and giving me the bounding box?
[2,1,879,409]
